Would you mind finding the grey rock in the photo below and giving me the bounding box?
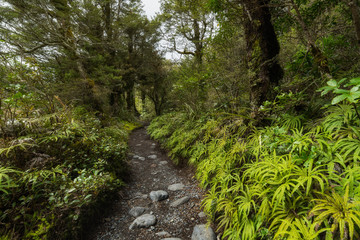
[134,192,148,199]
[138,157,146,161]
[162,238,182,240]
[170,196,190,207]
[198,212,207,218]
[156,231,171,237]
[148,154,157,160]
[150,190,169,201]
[133,155,139,159]
[129,214,156,230]
[191,225,216,240]
[160,161,168,165]
[129,207,147,217]
[168,183,185,191]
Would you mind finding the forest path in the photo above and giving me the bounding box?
[89,127,215,240]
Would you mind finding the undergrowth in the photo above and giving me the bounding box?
[0,106,138,239]
[148,79,360,240]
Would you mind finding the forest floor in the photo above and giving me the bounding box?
[88,126,213,240]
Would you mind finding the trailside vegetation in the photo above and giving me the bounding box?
[0,106,137,239]
[148,78,360,239]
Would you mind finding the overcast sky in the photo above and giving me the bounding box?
[142,0,161,18]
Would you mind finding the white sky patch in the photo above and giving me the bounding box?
[142,0,161,19]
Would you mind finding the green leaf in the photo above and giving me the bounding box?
[334,89,349,94]
[349,77,360,86]
[319,86,335,96]
[327,80,338,87]
[332,95,347,105]
[351,86,359,93]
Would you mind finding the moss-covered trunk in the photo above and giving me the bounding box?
[243,0,283,117]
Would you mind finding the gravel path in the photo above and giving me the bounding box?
[88,127,215,240]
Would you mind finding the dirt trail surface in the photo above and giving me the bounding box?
[89,127,211,240]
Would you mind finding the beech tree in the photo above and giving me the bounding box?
[160,0,215,66]
[210,0,283,116]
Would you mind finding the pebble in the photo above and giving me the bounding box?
[156,231,171,237]
[129,214,157,230]
[191,225,216,240]
[162,238,182,240]
[134,192,148,199]
[160,161,168,165]
[138,157,146,161]
[198,212,206,218]
[170,196,190,207]
[129,207,147,217]
[168,183,185,191]
[148,154,158,159]
[150,190,169,202]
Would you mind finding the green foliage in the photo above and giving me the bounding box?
[0,166,20,193]
[319,77,360,105]
[0,106,132,239]
[148,90,360,239]
[311,186,360,240]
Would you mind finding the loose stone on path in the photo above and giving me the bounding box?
[156,231,171,237]
[168,183,185,191]
[191,225,216,240]
[148,154,157,160]
[198,212,207,218]
[134,192,148,199]
[129,214,157,230]
[129,207,147,217]
[170,196,190,207]
[149,190,169,202]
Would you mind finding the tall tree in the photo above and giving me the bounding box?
[160,0,215,66]
[211,0,283,116]
[243,0,283,114]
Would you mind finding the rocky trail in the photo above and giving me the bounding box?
[89,127,217,240]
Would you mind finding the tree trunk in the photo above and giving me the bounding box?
[141,90,146,114]
[193,19,203,66]
[346,0,360,46]
[243,0,283,116]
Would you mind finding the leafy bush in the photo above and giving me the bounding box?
[148,82,360,239]
[0,107,136,239]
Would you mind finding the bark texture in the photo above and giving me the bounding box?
[243,0,283,115]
